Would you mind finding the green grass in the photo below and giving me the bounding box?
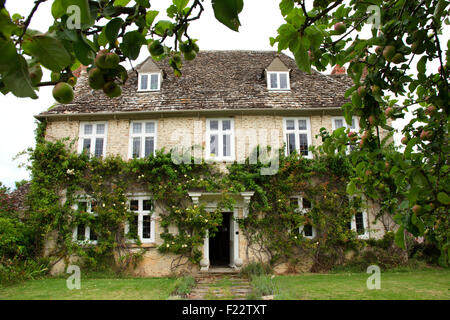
[0,277,177,300]
[269,269,450,300]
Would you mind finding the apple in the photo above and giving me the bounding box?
[385,107,394,118]
[420,130,432,141]
[425,105,436,116]
[334,22,347,35]
[412,204,421,214]
[368,115,376,126]
[401,136,408,145]
[375,46,383,55]
[371,85,381,95]
[357,86,366,97]
[52,82,74,104]
[383,45,396,61]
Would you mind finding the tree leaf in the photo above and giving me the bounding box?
[279,0,294,16]
[294,39,311,73]
[1,51,38,99]
[105,18,123,44]
[211,0,244,32]
[145,10,159,27]
[114,0,131,7]
[394,226,405,249]
[120,31,145,60]
[346,180,356,195]
[22,34,72,72]
[437,192,450,205]
[73,33,95,66]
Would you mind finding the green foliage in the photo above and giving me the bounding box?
[240,262,272,279]
[0,0,246,100]
[173,275,196,296]
[251,275,278,297]
[270,0,450,266]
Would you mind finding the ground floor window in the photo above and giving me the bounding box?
[125,196,155,243]
[290,195,316,239]
[348,211,369,239]
[73,200,98,244]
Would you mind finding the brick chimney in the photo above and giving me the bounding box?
[72,65,88,77]
[331,65,346,75]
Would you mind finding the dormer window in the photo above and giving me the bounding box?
[267,71,290,90]
[138,73,160,91]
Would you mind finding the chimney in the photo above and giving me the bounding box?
[72,65,88,77]
[331,65,346,75]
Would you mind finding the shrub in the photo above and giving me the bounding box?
[173,275,196,297]
[251,275,277,297]
[240,262,272,279]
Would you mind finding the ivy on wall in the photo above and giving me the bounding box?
[21,121,385,273]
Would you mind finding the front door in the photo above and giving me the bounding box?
[209,212,231,266]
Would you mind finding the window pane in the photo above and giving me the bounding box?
[130,200,139,211]
[355,213,365,234]
[304,225,313,237]
[279,73,288,89]
[150,74,159,90]
[210,134,218,157]
[140,75,148,90]
[286,120,295,130]
[223,134,231,157]
[84,124,93,135]
[287,133,296,154]
[222,120,231,131]
[210,120,218,131]
[290,197,299,209]
[132,137,141,158]
[142,216,151,239]
[77,224,85,241]
[91,202,97,213]
[94,138,104,157]
[334,119,344,129]
[350,118,356,130]
[270,73,278,88]
[96,124,105,135]
[143,200,152,211]
[298,120,307,130]
[302,198,311,209]
[132,123,142,134]
[299,134,308,156]
[89,227,97,241]
[145,122,155,134]
[82,138,91,153]
[128,215,138,237]
[144,137,154,157]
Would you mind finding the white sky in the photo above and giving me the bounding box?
[0,0,446,189]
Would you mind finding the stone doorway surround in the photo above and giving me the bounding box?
[188,192,254,272]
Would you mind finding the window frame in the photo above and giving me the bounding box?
[290,195,316,239]
[137,72,161,92]
[78,122,107,158]
[128,121,158,159]
[350,211,369,239]
[72,200,98,245]
[283,117,313,159]
[205,118,235,162]
[125,195,155,244]
[267,71,290,91]
[332,116,360,154]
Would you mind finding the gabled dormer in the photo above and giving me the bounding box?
[265,56,290,91]
[137,58,162,92]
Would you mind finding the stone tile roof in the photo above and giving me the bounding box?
[38,51,352,117]
[9,183,30,212]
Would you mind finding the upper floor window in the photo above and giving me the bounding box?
[267,71,290,90]
[284,118,312,158]
[138,73,160,91]
[332,116,359,152]
[125,196,155,244]
[206,119,235,161]
[78,122,107,158]
[73,200,98,245]
[332,116,359,131]
[129,121,157,159]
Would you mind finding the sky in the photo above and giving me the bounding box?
[0,0,446,189]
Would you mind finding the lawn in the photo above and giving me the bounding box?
[268,269,450,300]
[0,277,177,300]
